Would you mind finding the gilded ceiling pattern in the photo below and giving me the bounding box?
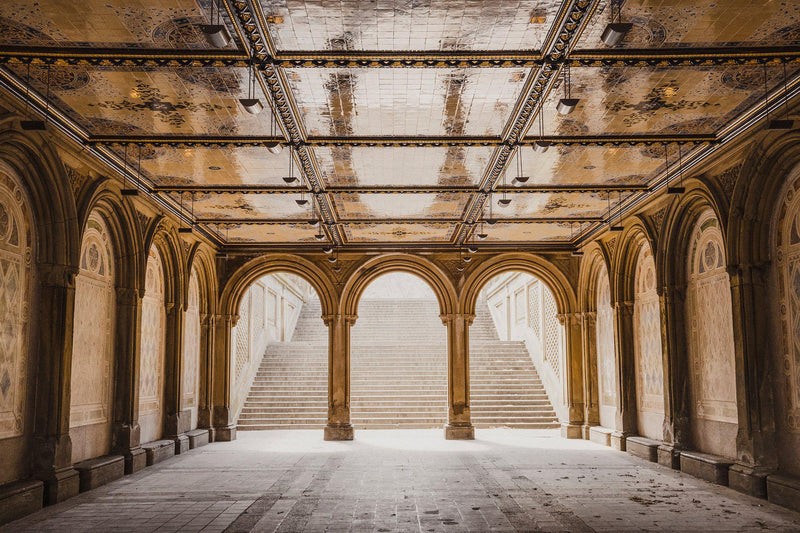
[0,0,798,247]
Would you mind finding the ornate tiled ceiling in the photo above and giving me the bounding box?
[0,0,798,248]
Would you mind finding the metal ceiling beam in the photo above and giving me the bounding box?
[195,216,603,225]
[156,184,650,194]
[90,134,716,148]
[0,45,250,67]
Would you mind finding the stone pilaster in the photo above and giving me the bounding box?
[612,301,637,450]
[442,313,475,440]
[727,264,777,498]
[558,312,584,439]
[32,264,80,504]
[163,302,189,452]
[211,313,237,441]
[580,311,599,439]
[658,285,690,468]
[112,286,146,473]
[197,313,215,437]
[323,313,355,440]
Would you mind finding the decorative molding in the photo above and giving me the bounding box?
[717,163,743,199]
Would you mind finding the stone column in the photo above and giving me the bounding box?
[727,264,776,498]
[580,311,599,439]
[197,313,215,440]
[112,286,146,473]
[559,312,585,439]
[211,313,237,441]
[324,313,354,440]
[612,301,637,450]
[442,313,475,440]
[657,285,690,468]
[163,301,189,452]
[31,264,80,504]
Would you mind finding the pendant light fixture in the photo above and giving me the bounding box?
[327,247,338,263]
[476,220,488,240]
[201,0,232,48]
[21,63,46,131]
[265,111,283,154]
[485,194,497,225]
[322,245,333,254]
[667,144,686,195]
[533,109,550,153]
[601,0,632,47]
[765,61,794,130]
[556,63,579,115]
[308,197,320,227]
[239,60,264,114]
[178,192,194,233]
[283,144,299,184]
[511,146,530,186]
[121,144,140,196]
[498,169,512,207]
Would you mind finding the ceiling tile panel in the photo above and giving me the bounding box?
[214,222,322,243]
[314,145,494,187]
[0,0,238,49]
[260,0,561,51]
[11,64,275,136]
[530,65,786,137]
[285,67,528,136]
[109,145,291,186]
[493,192,620,219]
[576,0,800,50]
[332,192,471,219]
[481,222,573,242]
[343,222,454,243]
[169,192,310,220]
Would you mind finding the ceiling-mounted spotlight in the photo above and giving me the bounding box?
[601,1,631,47]
[265,142,283,154]
[322,246,333,254]
[557,63,580,115]
[202,0,232,47]
[239,61,263,114]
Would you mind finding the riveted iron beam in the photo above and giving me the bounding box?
[155,184,650,194]
[0,45,250,67]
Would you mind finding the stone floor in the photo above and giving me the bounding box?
[4,429,800,532]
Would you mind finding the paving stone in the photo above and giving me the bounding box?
[3,429,800,532]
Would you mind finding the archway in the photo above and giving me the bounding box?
[232,272,325,430]
[349,272,448,429]
[470,270,561,429]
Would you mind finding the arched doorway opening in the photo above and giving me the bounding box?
[350,272,448,429]
[471,271,561,429]
[232,272,325,430]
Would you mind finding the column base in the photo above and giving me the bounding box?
[324,424,354,441]
[581,424,595,440]
[560,423,583,439]
[729,463,770,499]
[173,434,190,455]
[657,444,681,470]
[215,425,237,442]
[610,431,629,451]
[123,447,146,475]
[445,424,474,440]
[41,466,80,505]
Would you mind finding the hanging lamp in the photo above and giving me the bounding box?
[201,0,232,48]
[601,0,632,47]
[667,144,686,194]
[239,60,264,114]
[533,109,550,153]
[765,61,794,130]
[511,146,530,186]
[556,63,579,115]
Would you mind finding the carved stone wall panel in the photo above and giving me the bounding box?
[0,171,33,441]
[596,265,617,428]
[633,244,665,439]
[182,268,201,429]
[70,213,116,463]
[686,211,738,425]
[138,246,166,443]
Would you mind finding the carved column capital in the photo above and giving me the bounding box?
[616,300,635,316]
[439,313,475,326]
[116,286,143,304]
[39,263,79,288]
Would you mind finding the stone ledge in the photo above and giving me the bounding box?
[589,426,613,447]
[141,440,176,466]
[187,429,210,449]
[560,423,583,439]
[174,434,189,455]
[74,455,124,492]
[657,444,681,470]
[680,451,733,486]
[767,474,800,512]
[729,464,769,499]
[0,479,43,525]
[610,431,628,451]
[626,436,661,462]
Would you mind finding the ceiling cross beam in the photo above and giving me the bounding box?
[155,184,650,194]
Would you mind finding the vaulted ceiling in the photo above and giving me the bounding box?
[0,0,798,249]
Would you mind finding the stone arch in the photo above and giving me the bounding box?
[578,242,613,312]
[143,217,186,308]
[459,253,576,318]
[610,217,659,304]
[220,254,337,320]
[69,211,117,463]
[186,243,218,316]
[341,254,456,318]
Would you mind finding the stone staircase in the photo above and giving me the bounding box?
[237,298,558,430]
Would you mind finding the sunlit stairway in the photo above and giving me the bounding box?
[237,298,558,430]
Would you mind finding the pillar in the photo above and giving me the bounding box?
[112,286,146,473]
[559,312,584,439]
[163,301,189,452]
[727,264,776,498]
[612,301,637,450]
[658,284,690,468]
[198,313,215,440]
[31,264,80,504]
[442,313,474,440]
[324,313,354,440]
[580,311,599,439]
[211,313,237,441]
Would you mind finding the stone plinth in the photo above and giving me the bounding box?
[626,436,660,462]
[0,479,43,525]
[589,426,613,447]
[680,451,733,485]
[141,440,175,466]
[766,474,800,512]
[74,455,124,492]
[187,429,210,449]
